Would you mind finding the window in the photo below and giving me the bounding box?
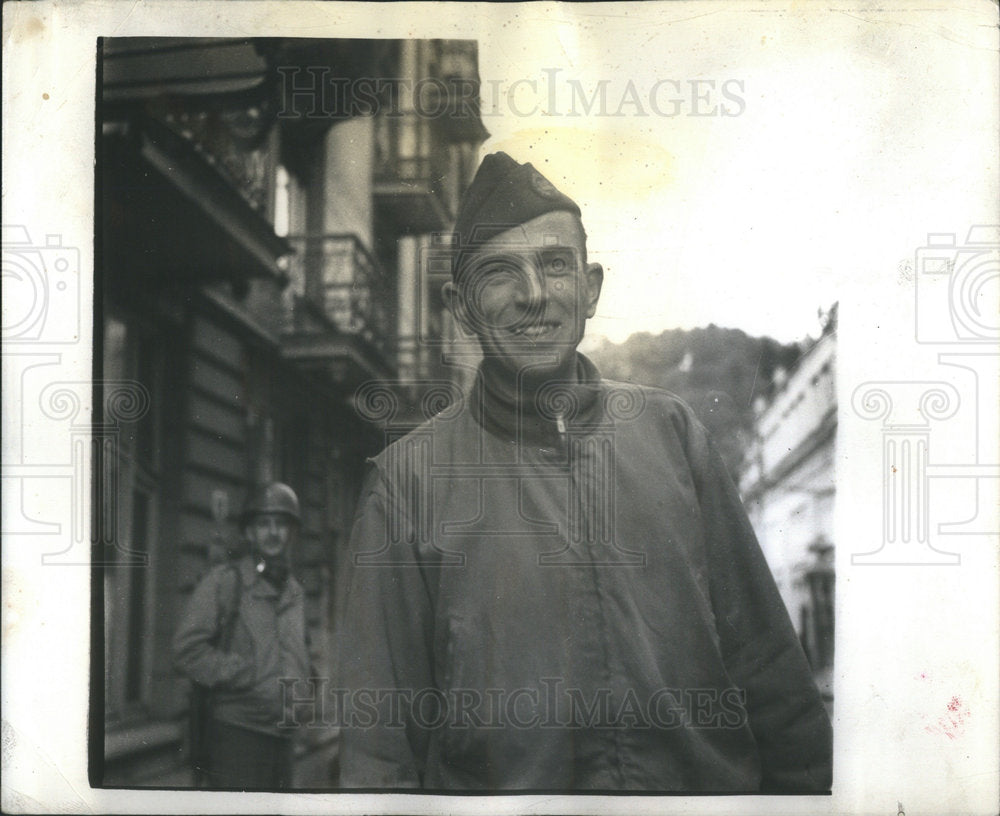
[102,313,163,724]
[806,563,835,670]
[274,164,290,237]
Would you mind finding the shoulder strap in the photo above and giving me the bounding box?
[216,563,243,652]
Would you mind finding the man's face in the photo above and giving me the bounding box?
[245,512,296,560]
[447,211,603,381]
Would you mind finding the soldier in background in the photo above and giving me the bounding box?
[173,482,310,789]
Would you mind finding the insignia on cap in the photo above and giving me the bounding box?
[529,169,560,200]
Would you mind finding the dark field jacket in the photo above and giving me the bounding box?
[174,556,310,737]
[337,355,832,791]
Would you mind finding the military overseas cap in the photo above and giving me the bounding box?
[452,153,582,277]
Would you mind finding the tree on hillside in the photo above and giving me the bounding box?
[588,326,801,476]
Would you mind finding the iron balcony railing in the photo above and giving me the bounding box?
[285,233,392,353]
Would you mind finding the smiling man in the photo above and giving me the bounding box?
[337,152,832,792]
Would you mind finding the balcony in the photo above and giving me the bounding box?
[373,116,456,234]
[102,118,291,296]
[102,39,278,218]
[281,234,395,386]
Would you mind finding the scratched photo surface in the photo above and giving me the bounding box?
[2,2,997,815]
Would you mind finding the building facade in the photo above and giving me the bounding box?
[96,37,486,787]
[739,318,837,710]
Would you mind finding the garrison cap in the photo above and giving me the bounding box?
[452,152,581,254]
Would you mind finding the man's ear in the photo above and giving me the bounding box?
[584,262,603,319]
[442,280,472,335]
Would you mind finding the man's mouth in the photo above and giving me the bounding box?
[512,321,561,338]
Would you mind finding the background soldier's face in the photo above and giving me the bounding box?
[245,512,296,559]
[455,211,603,380]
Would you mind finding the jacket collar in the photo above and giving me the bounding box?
[469,353,604,448]
[237,555,301,608]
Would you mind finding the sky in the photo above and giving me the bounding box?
[471,5,995,345]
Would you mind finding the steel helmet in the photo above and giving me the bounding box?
[241,481,301,524]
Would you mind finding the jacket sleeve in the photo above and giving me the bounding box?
[172,566,254,690]
[335,462,435,788]
[685,412,833,792]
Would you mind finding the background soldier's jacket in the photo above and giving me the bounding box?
[174,556,311,737]
[337,355,832,791]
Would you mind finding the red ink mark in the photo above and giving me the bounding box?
[925,695,970,740]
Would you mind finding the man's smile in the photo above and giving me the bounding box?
[510,320,562,338]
